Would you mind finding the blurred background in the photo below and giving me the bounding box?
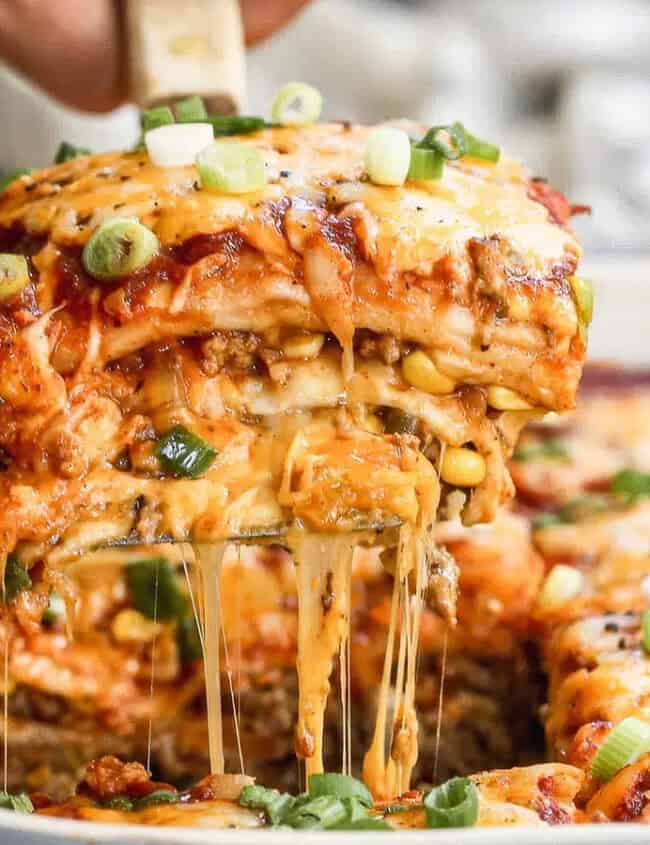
[1,0,650,253]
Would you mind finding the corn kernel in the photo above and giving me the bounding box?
[440,447,486,487]
[402,350,456,395]
[487,385,533,411]
[111,608,160,644]
[538,565,584,608]
[282,332,325,360]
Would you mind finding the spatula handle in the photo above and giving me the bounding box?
[123,0,246,114]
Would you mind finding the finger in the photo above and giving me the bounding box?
[240,0,311,46]
[0,0,124,113]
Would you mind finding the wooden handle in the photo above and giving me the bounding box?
[124,0,246,114]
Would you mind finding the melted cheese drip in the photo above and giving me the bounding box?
[292,534,354,779]
[362,523,429,799]
[193,543,226,775]
[433,628,449,783]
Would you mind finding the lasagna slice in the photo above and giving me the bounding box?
[0,121,586,795]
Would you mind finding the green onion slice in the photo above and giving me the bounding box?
[365,127,411,187]
[208,115,266,137]
[334,816,392,831]
[558,494,610,523]
[0,791,34,813]
[145,123,214,167]
[197,141,266,195]
[177,614,203,664]
[408,145,444,181]
[610,468,650,504]
[155,425,218,478]
[308,773,373,807]
[141,105,174,133]
[452,122,500,163]
[239,784,296,826]
[531,511,563,531]
[642,610,650,656]
[569,276,594,327]
[3,555,31,603]
[132,790,179,811]
[126,558,188,621]
[281,795,348,830]
[82,217,159,281]
[0,255,30,302]
[418,124,467,161]
[54,142,91,164]
[271,82,323,127]
[103,795,134,811]
[42,591,66,627]
[0,169,32,193]
[591,717,650,782]
[424,776,479,828]
[513,438,570,462]
[174,95,208,123]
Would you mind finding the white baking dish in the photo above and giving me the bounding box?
[0,255,648,843]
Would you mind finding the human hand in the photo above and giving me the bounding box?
[0,0,311,113]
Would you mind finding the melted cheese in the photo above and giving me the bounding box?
[362,523,433,799]
[193,543,226,774]
[292,533,354,778]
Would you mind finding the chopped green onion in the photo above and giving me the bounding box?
[452,122,500,163]
[54,142,91,164]
[207,115,266,137]
[513,438,570,462]
[408,145,444,181]
[132,790,179,811]
[610,468,650,505]
[365,127,411,187]
[141,105,174,133]
[591,717,650,782]
[282,795,348,830]
[558,494,610,523]
[0,255,30,302]
[330,797,392,830]
[145,123,214,168]
[103,795,134,811]
[538,564,584,608]
[196,141,266,194]
[424,776,479,828]
[531,512,563,531]
[42,591,66,627]
[418,124,467,161]
[239,784,296,826]
[308,773,373,807]
[569,276,594,327]
[334,816,392,831]
[174,95,208,123]
[3,555,31,603]
[642,610,650,656]
[82,217,159,281]
[155,425,217,479]
[0,168,32,193]
[0,791,34,813]
[126,558,188,621]
[271,82,323,127]
[177,614,203,664]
